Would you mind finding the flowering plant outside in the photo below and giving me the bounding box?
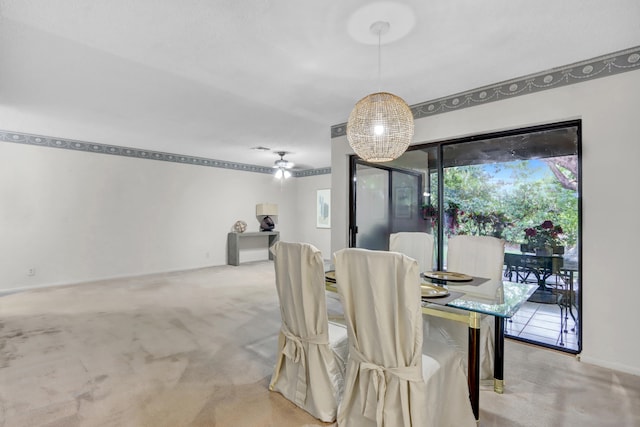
[524,220,564,248]
[421,204,438,218]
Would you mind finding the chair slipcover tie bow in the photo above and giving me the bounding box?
[270,323,329,406]
[350,346,423,427]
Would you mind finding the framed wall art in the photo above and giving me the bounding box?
[316,189,331,228]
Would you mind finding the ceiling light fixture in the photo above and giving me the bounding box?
[346,21,414,162]
[273,151,293,179]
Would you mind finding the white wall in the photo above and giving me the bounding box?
[0,141,302,290]
[332,70,640,375]
[292,174,332,259]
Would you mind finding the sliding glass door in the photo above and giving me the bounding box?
[438,123,581,352]
[348,120,582,353]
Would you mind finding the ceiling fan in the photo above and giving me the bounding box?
[273,151,294,179]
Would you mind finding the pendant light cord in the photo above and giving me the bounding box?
[370,21,389,92]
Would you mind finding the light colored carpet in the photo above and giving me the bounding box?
[1,261,638,427]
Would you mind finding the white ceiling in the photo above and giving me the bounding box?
[1,1,639,170]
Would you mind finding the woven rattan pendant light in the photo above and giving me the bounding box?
[347,21,414,162]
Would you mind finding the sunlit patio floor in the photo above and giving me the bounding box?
[506,299,580,352]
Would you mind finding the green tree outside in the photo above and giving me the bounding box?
[442,158,578,248]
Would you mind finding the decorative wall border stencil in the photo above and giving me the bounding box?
[293,167,332,177]
[0,130,332,176]
[332,45,640,138]
[4,47,637,173]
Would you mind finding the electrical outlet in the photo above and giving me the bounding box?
[27,268,36,276]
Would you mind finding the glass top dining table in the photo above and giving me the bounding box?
[326,271,536,422]
[421,279,536,421]
[428,279,537,318]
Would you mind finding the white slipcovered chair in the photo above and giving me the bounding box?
[389,232,434,273]
[426,235,505,380]
[334,247,476,427]
[269,241,348,422]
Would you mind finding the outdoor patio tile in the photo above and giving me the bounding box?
[530,309,562,319]
[517,332,557,347]
[509,314,532,324]
[535,303,563,314]
[527,317,562,330]
[505,323,525,335]
[521,324,561,340]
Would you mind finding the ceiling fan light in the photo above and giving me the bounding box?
[274,167,292,180]
[275,159,293,168]
[273,151,293,179]
[347,91,414,162]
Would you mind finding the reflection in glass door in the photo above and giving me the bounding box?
[352,162,389,250]
[350,159,424,250]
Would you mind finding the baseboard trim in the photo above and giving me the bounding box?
[0,264,241,297]
[578,354,640,377]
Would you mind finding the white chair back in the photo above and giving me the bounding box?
[389,232,434,273]
[447,235,505,298]
[269,241,347,422]
[334,248,428,426]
